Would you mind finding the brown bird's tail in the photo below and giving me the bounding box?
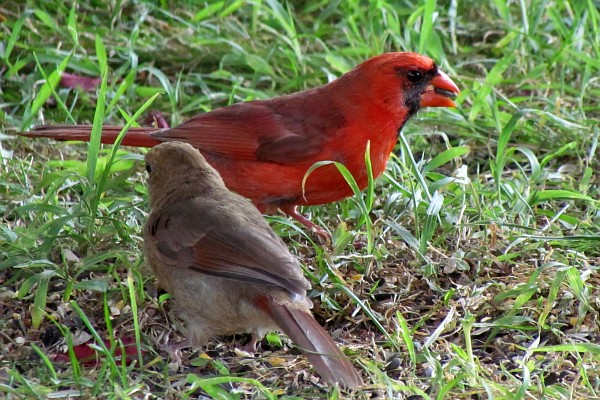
[262,299,363,388]
[18,125,164,148]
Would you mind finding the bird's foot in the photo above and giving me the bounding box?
[146,111,170,129]
[280,205,331,245]
[241,335,260,353]
[161,338,190,370]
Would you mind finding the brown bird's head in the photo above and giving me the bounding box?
[145,142,226,209]
[345,52,460,120]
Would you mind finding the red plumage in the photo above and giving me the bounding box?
[20,52,459,238]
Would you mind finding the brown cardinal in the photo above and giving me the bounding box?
[143,141,363,388]
[21,52,459,239]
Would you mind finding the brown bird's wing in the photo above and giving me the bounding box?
[152,101,331,164]
[146,197,309,296]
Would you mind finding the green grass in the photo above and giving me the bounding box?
[2,0,600,398]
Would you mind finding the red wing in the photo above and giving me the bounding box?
[152,102,322,164]
[152,94,346,164]
[146,198,309,295]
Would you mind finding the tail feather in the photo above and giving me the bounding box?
[264,300,363,388]
[18,125,163,148]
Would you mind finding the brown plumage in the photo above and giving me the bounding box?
[143,141,362,388]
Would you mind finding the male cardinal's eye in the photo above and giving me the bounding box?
[407,70,422,83]
[145,163,152,173]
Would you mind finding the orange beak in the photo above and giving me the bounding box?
[420,69,460,108]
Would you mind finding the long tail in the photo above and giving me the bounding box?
[18,125,163,148]
[262,300,363,388]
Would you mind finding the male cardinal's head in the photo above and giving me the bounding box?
[349,52,460,117]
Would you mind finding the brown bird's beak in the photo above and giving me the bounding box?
[420,69,460,108]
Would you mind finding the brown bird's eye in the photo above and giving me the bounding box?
[145,163,152,173]
[407,70,422,83]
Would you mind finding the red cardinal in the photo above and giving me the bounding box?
[20,52,459,239]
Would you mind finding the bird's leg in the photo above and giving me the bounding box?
[241,335,261,353]
[162,338,191,367]
[146,110,170,129]
[163,338,191,352]
[280,205,331,244]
